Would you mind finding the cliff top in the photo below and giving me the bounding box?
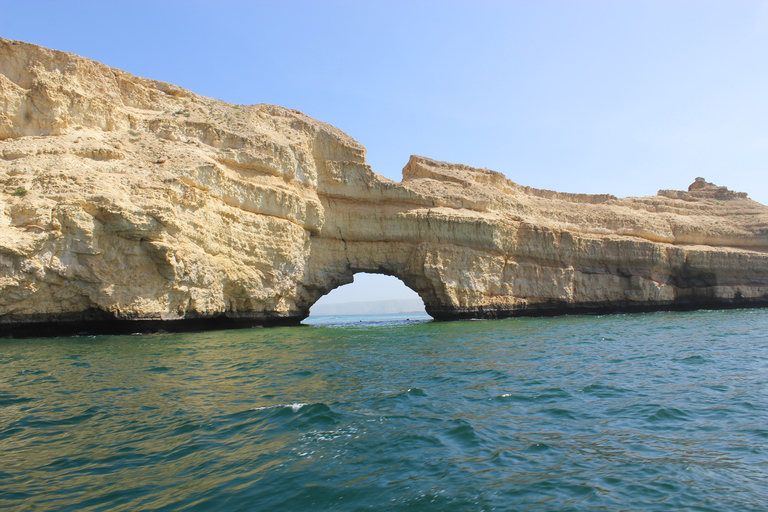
[2,37,767,255]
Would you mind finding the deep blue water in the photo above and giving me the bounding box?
[2,309,768,511]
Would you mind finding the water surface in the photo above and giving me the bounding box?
[2,309,767,510]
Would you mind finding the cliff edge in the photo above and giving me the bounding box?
[2,38,767,336]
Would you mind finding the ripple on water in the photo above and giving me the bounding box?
[580,383,631,398]
[145,365,172,373]
[405,387,428,397]
[676,355,711,364]
[490,393,536,403]
[442,419,482,447]
[397,433,445,450]
[274,403,341,429]
[539,407,579,420]
[0,393,34,406]
[646,407,691,423]
[522,442,552,453]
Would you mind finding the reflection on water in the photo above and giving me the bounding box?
[1,309,768,511]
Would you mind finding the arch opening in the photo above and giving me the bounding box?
[306,272,431,320]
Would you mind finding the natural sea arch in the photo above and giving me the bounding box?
[307,273,429,318]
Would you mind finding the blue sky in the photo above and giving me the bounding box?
[3,1,767,305]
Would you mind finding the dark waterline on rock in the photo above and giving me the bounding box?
[5,297,768,339]
[2,309,768,511]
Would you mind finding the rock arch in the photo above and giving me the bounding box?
[292,155,768,322]
[300,239,441,317]
[307,271,427,317]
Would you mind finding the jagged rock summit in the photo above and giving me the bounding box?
[2,38,768,336]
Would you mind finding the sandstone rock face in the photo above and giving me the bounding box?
[2,38,768,335]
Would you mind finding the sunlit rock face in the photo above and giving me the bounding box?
[2,38,768,335]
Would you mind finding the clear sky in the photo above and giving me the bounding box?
[3,0,767,304]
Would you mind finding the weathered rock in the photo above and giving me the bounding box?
[2,38,768,336]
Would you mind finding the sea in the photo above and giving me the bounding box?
[2,309,768,511]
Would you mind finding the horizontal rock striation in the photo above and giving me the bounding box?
[2,38,768,336]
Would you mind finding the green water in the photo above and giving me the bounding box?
[2,309,768,511]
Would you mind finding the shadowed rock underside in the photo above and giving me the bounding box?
[2,38,768,336]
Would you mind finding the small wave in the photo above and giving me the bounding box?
[532,388,571,402]
[0,394,34,407]
[455,368,509,381]
[378,388,429,404]
[492,393,534,403]
[735,400,758,411]
[398,433,444,449]
[249,403,342,430]
[580,384,629,397]
[18,407,102,429]
[743,428,768,439]
[540,407,578,420]
[492,388,571,404]
[299,425,359,442]
[16,369,47,375]
[443,419,481,447]
[252,403,308,412]
[676,355,710,365]
[228,361,264,372]
[146,366,171,373]
[647,407,690,422]
[523,442,552,453]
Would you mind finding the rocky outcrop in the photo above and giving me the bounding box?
[2,38,768,336]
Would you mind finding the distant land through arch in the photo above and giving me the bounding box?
[308,273,427,317]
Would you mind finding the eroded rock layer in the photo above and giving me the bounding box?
[2,38,768,335]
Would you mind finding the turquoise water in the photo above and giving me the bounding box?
[2,309,768,511]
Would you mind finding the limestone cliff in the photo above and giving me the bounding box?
[2,38,767,336]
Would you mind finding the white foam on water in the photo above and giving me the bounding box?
[252,403,308,412]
